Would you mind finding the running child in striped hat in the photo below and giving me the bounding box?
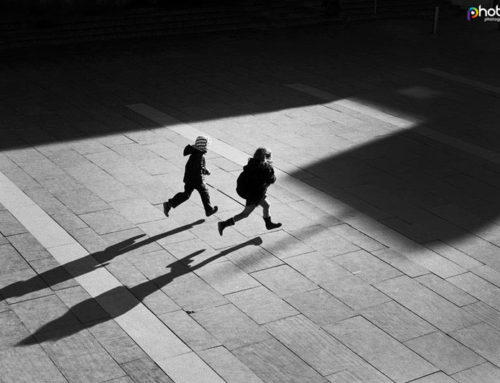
[163,136,218,217]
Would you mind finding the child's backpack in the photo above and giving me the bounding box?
[236,170,250,199]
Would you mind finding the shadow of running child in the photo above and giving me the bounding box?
[18,236,263,345]
[0,220,205,302]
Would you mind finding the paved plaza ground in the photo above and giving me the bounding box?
[1,15,500,383]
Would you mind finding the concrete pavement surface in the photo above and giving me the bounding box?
[1,16,500,383]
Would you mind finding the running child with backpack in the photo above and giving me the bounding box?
[218,147,281,236]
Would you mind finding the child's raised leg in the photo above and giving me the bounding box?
[195,183,218,217]
[260,198,281,229]
[163,185,194,217]
[218,204,257,236]
[260,198,270,219]
[234,204,257,222]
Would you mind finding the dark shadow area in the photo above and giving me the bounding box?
[1,20,499,246]
[294,125,500,245]
[18,236,262,345]
[0,219,205,302]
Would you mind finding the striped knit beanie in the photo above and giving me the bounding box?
[194,136,208,151]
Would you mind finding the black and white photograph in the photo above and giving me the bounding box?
[1,0,500,382]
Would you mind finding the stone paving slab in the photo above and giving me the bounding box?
[406,330,485,374]
[53,188,110,215]
[0,310,32,350]
[139,218,200,246]
[0,210,28,236]
[0,346,69,383]
[470,265,500,289]
[160,272,228,312]
[85,178,139,203]
[359,301,436,342]
[69,227,109,254]
[233,338,327,383]
[375,276,480,332]
[265,314,365,376]
[121,357,174,383]
[111,198,165,225]
[426,241,483,270]
[195,260,260,295]
[251,264,318,298]
[129,180,174,205]
[50,208,89,234]
[190,219,249,250]
[334,249,402,284]
[322,275,391,310]
[326,363,393,383]
[452,363,500,383]
[410,372,458,383]
[0,243,30,274]
[328,223,386,252]
[8,232,52,262]
[289,225,359,253]
[79,209,135,235]
[463,301,500,332]
[0,165,41,193]
[417,274,478,307]
[325,316,438,383]
[285,288,355,327]
[445,235,500,273]
[107,377,134,383]
[372,248,431,278]
[257,230,315,260]
[191,303,270,350]
[39,330,126,383]
[88,320,148,364]
[285,251,352,284]
[199,346,265,383]
[35,174,84,195]
[141,289,180,316]
[448,273,500,312]
[226,286,298,324]
[287,200,341,228]
[159,310,221,351]
[223,244,283,274]
[450,323,500,367]
[162,352,226,383]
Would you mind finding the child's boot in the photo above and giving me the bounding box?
[163,201,172,217]
[264,217,282,230]
[206,206,218,217]
[218,218,235,236]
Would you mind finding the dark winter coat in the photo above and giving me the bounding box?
[237,158,276,202]
[183,145,209,185]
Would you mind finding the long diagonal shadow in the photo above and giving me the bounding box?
[0,220,205,302]
[18,236,263,345]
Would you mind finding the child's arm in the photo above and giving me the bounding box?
[201,157,210,175]
[266,166,276,185]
